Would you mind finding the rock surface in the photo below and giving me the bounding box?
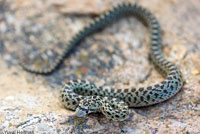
[0,0,200,133]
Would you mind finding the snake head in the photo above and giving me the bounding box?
[75,98,99,117]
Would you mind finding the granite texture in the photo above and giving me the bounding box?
[0,0,200,133]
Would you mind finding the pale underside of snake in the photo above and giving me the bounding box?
[20,3,184,121]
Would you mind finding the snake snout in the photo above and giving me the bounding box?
[75,107,87,117]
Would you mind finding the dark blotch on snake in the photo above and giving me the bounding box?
[139,88,144,92]
[167,77,172,80]
[124,89,129,93]
[140,96,144,101]
[147,86,152,90]
[131,88,136,92]
[117,89,122,93]
[154,93,159,98]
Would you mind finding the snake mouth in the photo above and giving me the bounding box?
[75,106,88,117]
[75,106,96,117]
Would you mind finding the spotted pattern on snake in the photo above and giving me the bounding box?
[20,3,184,121]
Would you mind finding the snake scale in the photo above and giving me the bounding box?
[20,3,184,121]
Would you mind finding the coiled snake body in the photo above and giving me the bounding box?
[21,3,184,121]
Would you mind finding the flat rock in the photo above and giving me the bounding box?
[0,0,200,133]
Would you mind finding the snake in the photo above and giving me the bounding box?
[20,3,184,121]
